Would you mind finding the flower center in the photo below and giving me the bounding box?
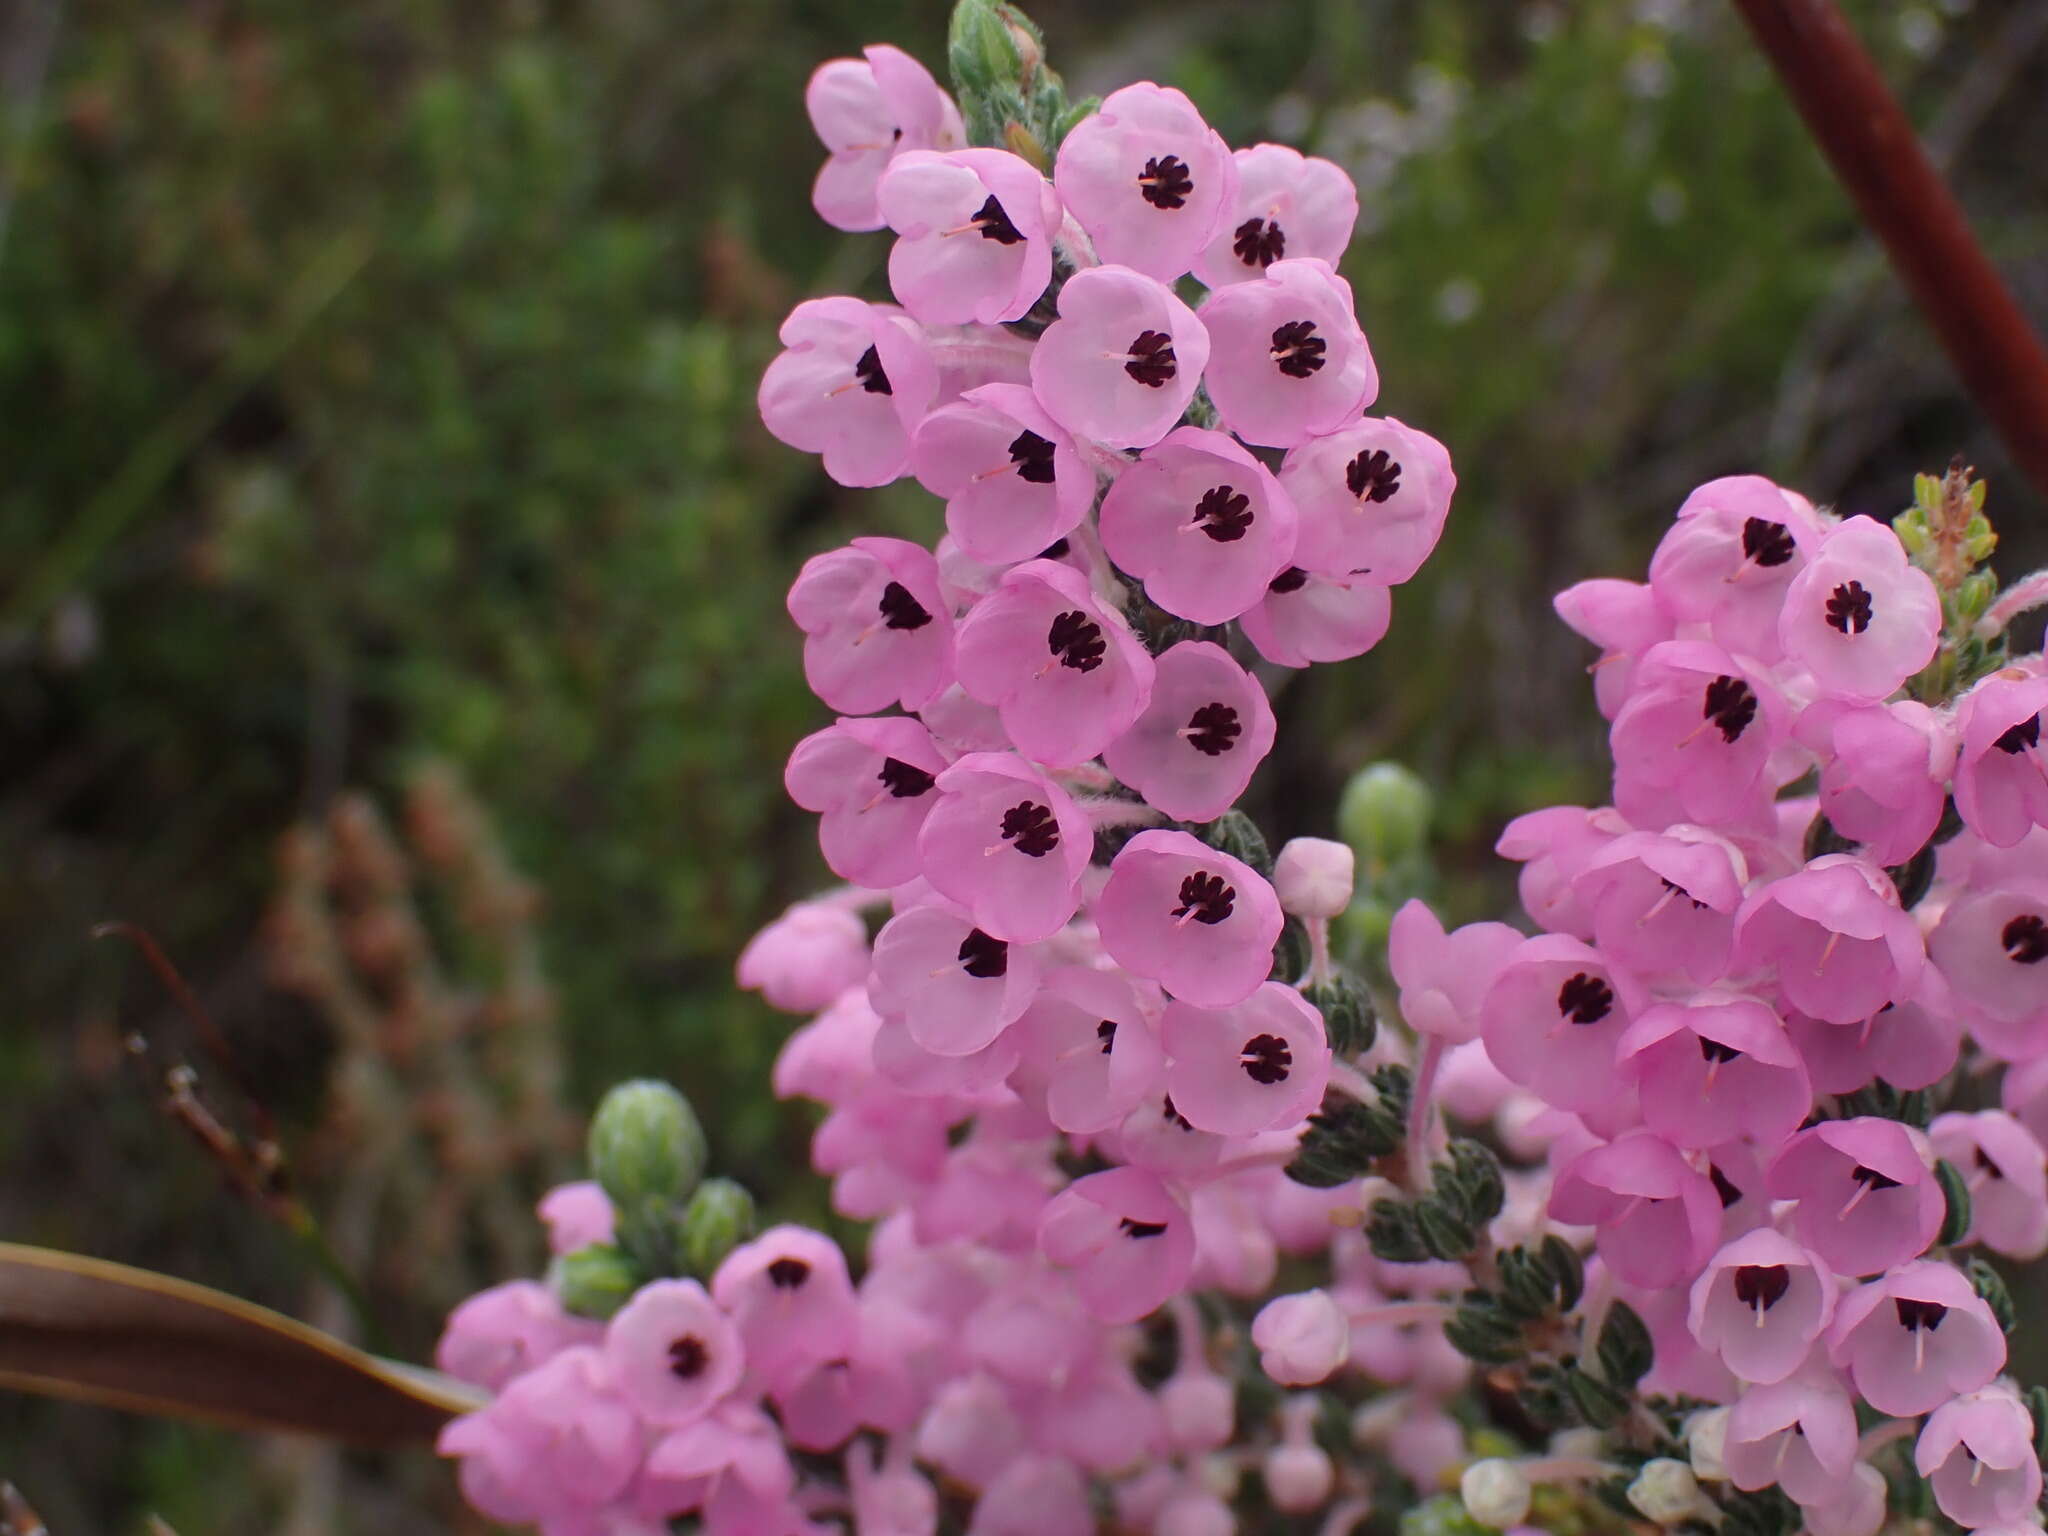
[668,1334,709,1379]
[878,580,933,631]
[971,194,1025,245]
[1710,1164,1744,1208]
[1138,154,1194,210]
[1162,1095,1194,1131]
[1347,448,1403,502]
[1740,516,1796,567]
[1698,1037,1742,1064]
[1192,485,1254,542]
[1232,216,1286,269]
[1894,1297,1948,1332]
[1851,1164,1902,1192]
[1269,319,1327,378]
[1184,702,1242,756]
[854,344,892,395]
[1267,566,1310,594]
[1556,972,1614,1025]
[999,801,1060,857]
[1995,714,2042,754]
[1096,1019,1117,1055]
[1120,1215,1170,1238]
[877,757,936,798]
[1125,330,1178,388]
[1732,1264,1790,1311]
[1702,675,1759,742]
[1240,1033,1293,1084]
[1173,871,1236,924]
[1008,429,1058,484]
[2002,913,2048,964]
[958,927,1010,978]
[1047,609,1108,672]
[767,1257,811,1289]
[1824,580,1875,635]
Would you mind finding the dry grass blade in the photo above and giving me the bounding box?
[0,1244,484,1447]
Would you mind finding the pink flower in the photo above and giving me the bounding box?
[1101,641,1276,822]
[1618,993,1810,1149]
[1280,416,1455,584]
[1494,805,1627,939]
[917,752,1089,942]
[1028,264,1209,449]
[538,1182,616,1256]
[1767,1119,1943,1278]
[910,384,1094,565]
[1553,578,1675,720]
[805,46,964,232]
[710,1226,859,1396]
[436,1280,595,1393]
[1387,899,1524,1045]
[952,558,1154,766]
[1916,1385,2044,1529]
[1098,829,1284,1006]
[737,900,871,1014]
[1647,474,1825,662]
[438,1346,641,1520]
[878,148,1059,325]
[1548,1132,1721,1289]
[643,1402,797,1524]
[1784,967,1962,1094]
[1573,825,1747,985]
[1930,880,2048,1060]
[1272,836,1355,919]
[868,899,1042,1056]
[1780,515,1941,701]
[785,716,948,888]
[1194,142,1359,287]
[1733,855,1926,1025]
[787,536,953,715]
[1479,934,1642,1114]
[1052,83,1237,281]
[1195,258,1377,448]
[1610,641,1789,832]
[966,1455,1094,1536]
[1238,564,1392,668]
[1038,1167,1196,1323]
[1687,1228,1835,1385]
[1952,672,2048,848]
[1252,1289,1350,1385]
[1011,965,1166,1134]
[1160,984,1331,1136]
[1799,1462,1889,1536]
[759,298,936,487]
[1097,427,1298,624]
[604,1278,746,1427]
[1722,1369,1859,1503]
[1930,1110,2048,1260]
[1826,1260,2005,1415]
[1797,698,1955,866]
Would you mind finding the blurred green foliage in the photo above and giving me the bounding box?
[1,0,2045,1525]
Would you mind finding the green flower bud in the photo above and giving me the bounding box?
[588,1079,708,1213]
[678,1177,757,1280]
[1338,762,1433,873]
[549,1243,642,1321]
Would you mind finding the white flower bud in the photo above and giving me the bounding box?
[1265,1442,1336,1512]
[1274,837,1355,919]
[1459,1459,1532,1529]
[1629,1458,1708,1525]
[1252,1289,1350,1387]
[1685,1406,1730,1482]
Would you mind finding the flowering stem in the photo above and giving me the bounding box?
[1977,569,2048,642]
[1078,796,1167,831]
[1405,1035,1446,1190]
[1327,1059,1383,1107]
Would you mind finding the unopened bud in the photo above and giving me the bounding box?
[1251,1289,1350,1386]
[1274,837,1355,919]
[1338,761,1433,872]
[1458,1459,1531,1529]
[1628,1458,1707,1525]
[548,1243,640,1321]
[1685,1406,1729,1481]
[1264,1442,1335,1512]
[588,1080,708,1215]
[1158,1368,1235,1454]
[677,1176,757,1279]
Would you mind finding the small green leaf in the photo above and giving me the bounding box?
[1366,1198,1429,1264]
[1541,1233,1584,1310]
[1596,1299,1654,1388]
[1966,1256,2016,1334]
[1935,1159,1973,1247]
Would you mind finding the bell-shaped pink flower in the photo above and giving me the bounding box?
[604,1278,747,1427]
[1098,829,1284,1006]
[1952,672,2048,848]
[711,1225,859,1396]
[918,752,1089,942]
[785,716,948,888]
[1098,427,1299,623]
[806,46,964,232]
[1768,1118,1943,1278]
[1387,899,1524,1046]
[1194,142,1359,287]
[1797,698,1955,866]
[737,900,871,1014]
[966,1454,1094,1536]
[1053,83,1237,282]
[868,899,1043,1056]
[1101,641,1275,823]
[953,558,1154,766]
[1626,1274,1738,1403]
[910,383,1094,565]
[643,1402,797,1524]
[1111,1087,1230,1178]
[1687,1228,1835,1385]
[871,1003,1023,1099]
[1734,855,1926,1025]
[1574,825,1747,985]
[1785,966,1963,1094]
[1723,1369,1860,1503]
[1610,640,1789,832]
[1280,416,1454,584]
[1554,578,1676,720]
[1916,1385,2044,1529]
[438,1346,641,1521]
[1252,1289,1351,1385]
[759,298,937,487]
[1029,264,1209,450]
[788,536,953,715]
[1196,258,1377,448]
[1038,1167,1196,1324]
[1826,1260,2005,1416]
[537,1182,615,1257]
[878,148,1058,325]
[1799,1461,1889,1536]
[1160,983,1330,1136]
[1647,474,1825,662]
[1930,1110,2048,1260]
[1548,1132,1721,1289]
[1480,934,1642,1114]
[1619,993,1810,1149]
[1780,516,1941,701]
[1929,881,2048,1060]
[436,1280,595,1393]
[1011,965,1166,1134]
[1238,564,1392,668]
[1495,805,1627,940]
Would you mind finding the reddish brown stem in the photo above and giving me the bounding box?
[1732,0,2048,503]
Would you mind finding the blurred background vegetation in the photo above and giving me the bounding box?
[2,0,2045,1526]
